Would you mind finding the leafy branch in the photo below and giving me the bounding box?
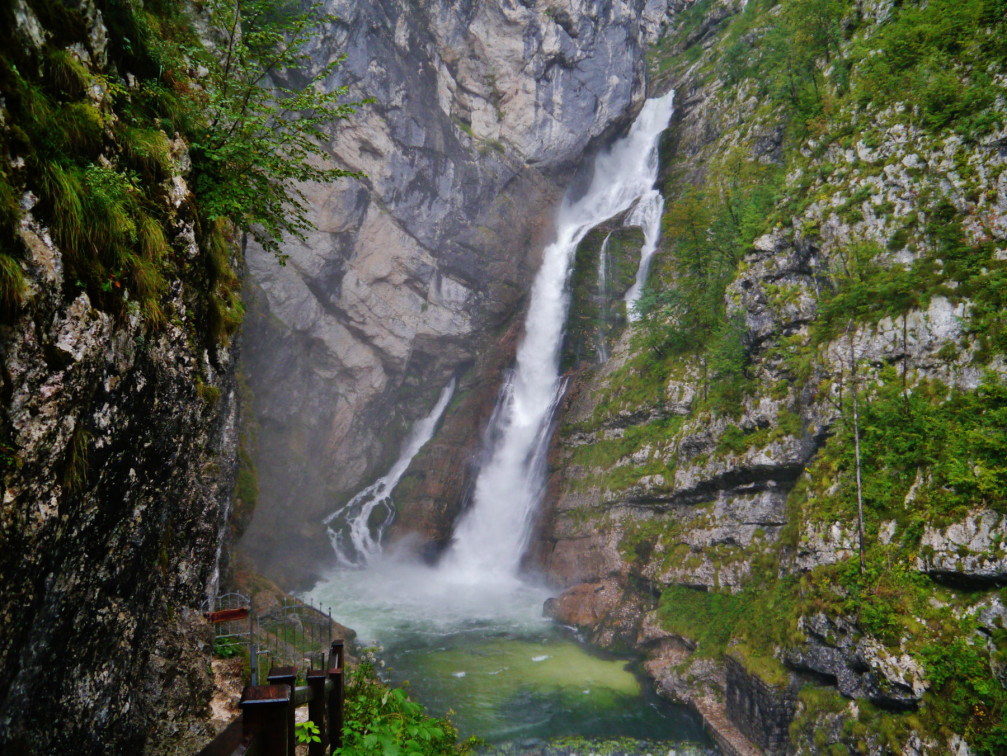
[184,0,369,260]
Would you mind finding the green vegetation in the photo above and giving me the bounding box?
[0,0,363,335]
[212,636,244,659]
[61,423,92,491]
[231,371,261,539]
[183,0,365,259]
[296,720,322,746]
[566,415,682,493]
[562,226,643,371]
[578,0,1007,752]
[789,686,919,755]
[338,661,473,756]
[796,372,1007,532]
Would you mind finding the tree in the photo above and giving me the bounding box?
[186,0,367,260]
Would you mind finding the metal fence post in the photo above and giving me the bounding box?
[327,640,345,754]
[240,685,290,756]
[268,666,297,756]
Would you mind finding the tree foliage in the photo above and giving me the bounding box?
[631,156,780,406]
[99,0,368,263]
[184,0,366,259]
[1,0,363,333]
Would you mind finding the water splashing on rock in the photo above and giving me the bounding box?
[441,92,676,584]
[323,379,456,566]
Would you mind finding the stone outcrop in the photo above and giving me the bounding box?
[784,614,928,710]
[724,655,799,756]
[240,0,665,583]
[917,510,1007,585]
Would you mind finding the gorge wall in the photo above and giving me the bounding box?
[538,0,1007,753]
[240,0,673,582]
[1,1,241,752]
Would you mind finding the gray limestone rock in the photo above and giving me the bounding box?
[241,0,663,581]
[1,206,236,755]
[917,510,1007,585]
[784,613,928,710]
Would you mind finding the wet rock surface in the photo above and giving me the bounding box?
[724,655,798,756]
[0,162,237,756]
[241,0,662,583]
[0,6,239,751]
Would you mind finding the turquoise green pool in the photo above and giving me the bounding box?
[306,562,714,750]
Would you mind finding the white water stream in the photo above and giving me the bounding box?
[323,378,455,566]
[322,92,674,582]
[596,231,613,364]
[624,188,667,320]
[441,91,675,583]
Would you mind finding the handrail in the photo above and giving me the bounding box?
[292,684,312,707]
[197,640,345,756]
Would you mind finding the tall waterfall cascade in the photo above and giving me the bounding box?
[323,379,456,566]
[441,91,676,583]
[321,92,674,578]
[306,92,713,750]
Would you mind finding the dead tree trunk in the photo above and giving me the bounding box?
[849,326,866,574]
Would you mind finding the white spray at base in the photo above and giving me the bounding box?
[323,378,456,566]
[440,92,676,584]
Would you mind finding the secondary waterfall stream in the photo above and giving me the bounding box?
[309,92,710,749]
[596,231,613,363]
[323,379,456,566]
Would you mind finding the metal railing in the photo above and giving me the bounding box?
[253,596,334,684]
[198,640,346,756]
[202,593,335,687]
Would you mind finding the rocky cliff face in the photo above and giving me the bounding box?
[1,1,239,752]
[240,0,672,581]
[537,0,1007,752]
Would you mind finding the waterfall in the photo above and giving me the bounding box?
[324,379,456,566]
[596,231,613,364]
[441,92,676,583]
[624,187,667,320]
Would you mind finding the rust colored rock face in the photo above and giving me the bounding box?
[389,318,526,554]
[543,579,624,627]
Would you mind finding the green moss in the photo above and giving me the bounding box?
[195,379,221,407]
[45,48,90,98]
[120,126,173,180]
[0,0,251,345]
[562,225,643,371]
[62,422,92,491]
[231,371,260,540]
[731,644,789,688]
[798,372,1007,530]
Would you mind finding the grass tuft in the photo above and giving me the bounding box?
[46,48,90,99]
[62,423,92,491]
[0,254,27,316]
[40,162,85,255]
[120,126,173,179]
